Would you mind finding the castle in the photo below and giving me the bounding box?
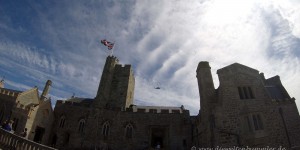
[0,56,299,149]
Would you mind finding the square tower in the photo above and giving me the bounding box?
[94,56,135,109]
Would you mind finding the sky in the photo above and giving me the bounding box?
[0,0,299,115]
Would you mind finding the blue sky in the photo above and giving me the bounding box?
[0,0,300,115]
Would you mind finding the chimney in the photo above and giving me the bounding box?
[41,80,52,100]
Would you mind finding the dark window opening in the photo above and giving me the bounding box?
[243,87,249,99]
[125,124,133,138]
[78,120,85,133]
[248,87,254,98]
[238,87,244,99]
[102,122,110,137]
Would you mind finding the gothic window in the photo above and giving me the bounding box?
[125,124,133,138]
[59,116,66,128]
[238,86,255,99]
[78,119,85,133]
[102,121,110,136]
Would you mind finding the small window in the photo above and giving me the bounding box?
[238,87,244,99]
[59,116,66,128]
[102,121,110,136]
[78,119,85,133]
[243,87,249,99]
[248,87,254,98]
[125,124,133,138]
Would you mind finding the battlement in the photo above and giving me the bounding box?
[55,98,93,107]
[0,88,20,98]
[115,64,132,70]
[128,105,188,114]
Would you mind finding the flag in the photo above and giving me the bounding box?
[101,39,114,50]
[107,43,114,50]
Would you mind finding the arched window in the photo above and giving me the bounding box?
[59,116,66,128]
[102,121,110,136]
[125,124,133,138]
[78,119,85,133]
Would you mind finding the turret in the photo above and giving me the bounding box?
[41,80,52,100]
[196,61,215,112]
[94,56,119,108]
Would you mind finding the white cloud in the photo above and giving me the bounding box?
[0,0,299,115]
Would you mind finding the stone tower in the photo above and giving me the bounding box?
[94,56,135,109]
[41,80,52,100]
[196,61,215,114]
[196,61,216,147]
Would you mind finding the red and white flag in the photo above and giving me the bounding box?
[101,39,114,50]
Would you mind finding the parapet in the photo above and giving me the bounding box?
[107,55,119,64]
[0,88,20,98]
[115,64,133,75]
[128,105,187,114]
[55,98,93,107]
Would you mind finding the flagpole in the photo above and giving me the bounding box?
[110,41,115,56]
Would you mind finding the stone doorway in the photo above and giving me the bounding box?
[33,126,45,143]
[150,126,168,149]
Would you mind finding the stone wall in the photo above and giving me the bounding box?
[51,101,192,150]
[196,62,300,148]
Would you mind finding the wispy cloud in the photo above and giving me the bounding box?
[0,0,299,115]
